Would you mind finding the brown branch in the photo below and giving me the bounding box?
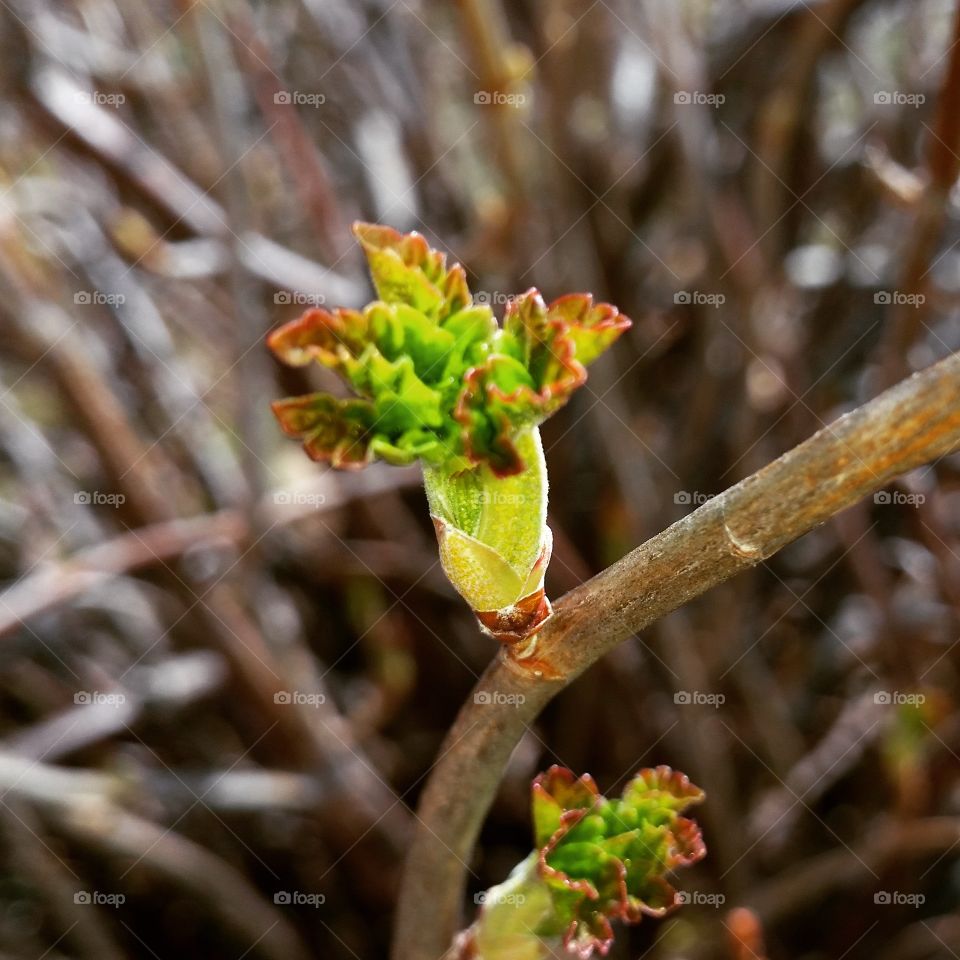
[392,349,960,960]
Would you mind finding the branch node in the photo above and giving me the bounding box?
[501,635,565,681]
[722,498,768,561]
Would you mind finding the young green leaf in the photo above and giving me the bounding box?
[266,222,631,641]
[459,766,706,960]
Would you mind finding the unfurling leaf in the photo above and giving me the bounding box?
[458,767,706,960]
[534,765,705,957]
[266,223,630,641]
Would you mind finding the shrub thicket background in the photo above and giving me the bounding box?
[0,1,959,959]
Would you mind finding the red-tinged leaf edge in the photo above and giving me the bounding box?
[547,293,632,368]
[531,766,705,958]
[454,291,630,475]
[271,393,374,469]
[352,221,471,319]
[267,225,632,477]
[625,765,707,809]
[266,307,368,372]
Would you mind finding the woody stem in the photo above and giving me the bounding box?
[392,350,960,960]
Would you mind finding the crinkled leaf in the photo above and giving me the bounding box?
[349,350,445,434]
[564,911,616,960]
[271,392,448,468]
[620,765,707,813]
[546,294,632,368]
[503,289,584,405]
[438,306,498,380]
[271,393,375,468]
[268,222,630,477]
[267,224,631,640]
[353,221,470,320]
[454,356,542,477]
[267,307,368,374]
[449,290,629,476]
[532,767,600,849]
[532,766,706,958]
